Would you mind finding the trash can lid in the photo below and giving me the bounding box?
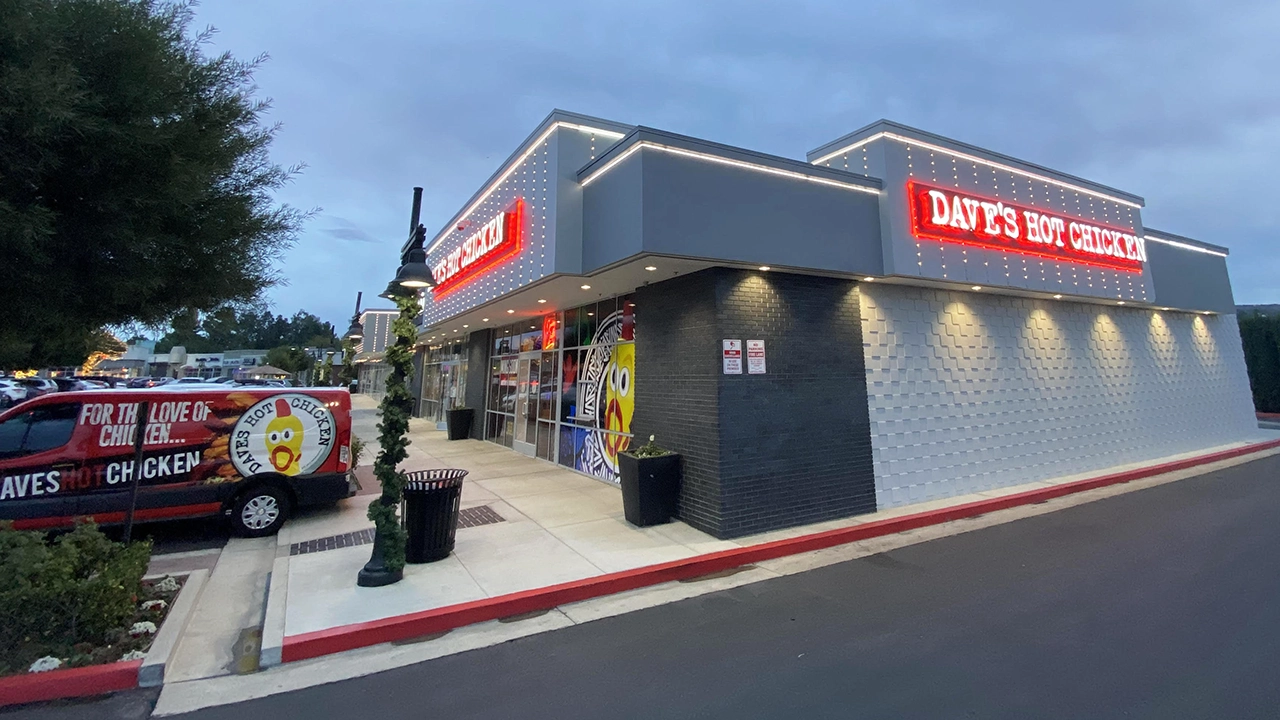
[403,468,468,492]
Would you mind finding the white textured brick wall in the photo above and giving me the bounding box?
[860,284,1258,508]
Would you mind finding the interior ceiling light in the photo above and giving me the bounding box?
[481,318,489,322]
[538,299,547,303]
[506,309,515,314]
[862,277,875,281]
[644,266,657,271]
[1117,301,1126,305]
[971,286,982,291]
[581,284,591,290]
[1053,294,1063,299]
[758,266,771,271]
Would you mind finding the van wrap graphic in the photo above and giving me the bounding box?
[230,394,335,477]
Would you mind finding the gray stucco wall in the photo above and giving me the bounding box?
[582,147,883,276]
[1146,239,1236,314]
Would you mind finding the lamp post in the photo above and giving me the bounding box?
[341,292,362,391]
[358,187,436,588]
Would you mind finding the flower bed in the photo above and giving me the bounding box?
[0,523,182,677]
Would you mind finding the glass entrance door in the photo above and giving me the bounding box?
[512,353,539,455]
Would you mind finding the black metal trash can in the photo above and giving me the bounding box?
[402,469,469,563]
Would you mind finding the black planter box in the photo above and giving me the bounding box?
[445,408,474,441]
[618,452,681,527]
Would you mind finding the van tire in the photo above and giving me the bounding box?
[230,484,290,537]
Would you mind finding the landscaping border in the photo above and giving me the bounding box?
[0,569,207,708]
[282,437,1280,663]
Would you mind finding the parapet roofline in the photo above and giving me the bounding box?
[424,109,634,255]
[807,118,1146,208]
[578,125,883,194]
[1143,227,1229,256]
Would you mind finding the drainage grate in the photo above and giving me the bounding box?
[291,527,376,556]
[290,505,505,556]
[457,504,504,528]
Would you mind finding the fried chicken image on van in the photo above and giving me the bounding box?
[264,398,304,475]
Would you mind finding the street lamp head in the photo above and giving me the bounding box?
[379,280,411,301]
[395,245,435,289]
[344,317,364,341]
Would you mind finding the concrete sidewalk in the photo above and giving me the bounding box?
[267,394,1280,656]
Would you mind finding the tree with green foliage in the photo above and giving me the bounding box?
[339,338,357,388]
[1238,312,1280,413]
[155,308,337,353]
[0,0,304,370]
[264,345,311,375]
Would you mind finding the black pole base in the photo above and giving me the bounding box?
[357,564,403,587]
[356,532,403,587]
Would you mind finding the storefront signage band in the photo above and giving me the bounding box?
[432,197,526,297]
[907,181,1145,273]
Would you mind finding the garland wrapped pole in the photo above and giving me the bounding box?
[357,187,435,588]
[356,291,419,586]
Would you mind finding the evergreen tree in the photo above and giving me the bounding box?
[0,0,304,369]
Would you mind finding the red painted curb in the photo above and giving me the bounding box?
[282,438,1280,663]
[0,659,141,708]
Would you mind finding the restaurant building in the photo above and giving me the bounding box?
[411,110,1257,539]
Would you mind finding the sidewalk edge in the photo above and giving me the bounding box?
[282,438,1280,663]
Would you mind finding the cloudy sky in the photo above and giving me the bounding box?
[194,0,1280,327]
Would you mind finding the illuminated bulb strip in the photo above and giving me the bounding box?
[426,122,626,254]
[810,132,1143,209]
[1143,234,1228,257]
[580,141,881,195]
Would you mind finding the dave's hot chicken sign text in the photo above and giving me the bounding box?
[432,198,526,297]
[907,181,1145,272]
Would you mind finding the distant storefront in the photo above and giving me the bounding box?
[409,110,1257,539]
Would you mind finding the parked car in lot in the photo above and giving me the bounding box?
[0,387,357,536]
[0,379,28,409]
[171,377,209,385]
[126,376,172,389]
[18,378,58,398]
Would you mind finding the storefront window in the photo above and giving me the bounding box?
[483,296,635,483]
[420,340,468,423]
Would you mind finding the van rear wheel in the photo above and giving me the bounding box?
[231,485,289,537]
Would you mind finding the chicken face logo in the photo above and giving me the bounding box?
[602,342,635,464]
[231,394,336,478]
[264,399,305,475]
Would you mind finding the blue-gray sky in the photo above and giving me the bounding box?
[194,0,1280,327]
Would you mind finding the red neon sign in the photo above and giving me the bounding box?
[431,198,525,298]
[907,181,1145,273]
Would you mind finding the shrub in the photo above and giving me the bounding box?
[1239,312,1280,413]
[0,523,151,675]
[629,434,674,459]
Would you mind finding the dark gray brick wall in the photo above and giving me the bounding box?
[633,267,876,538]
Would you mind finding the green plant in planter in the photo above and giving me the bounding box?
[629,434,673,458]
[350,436,366,469]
